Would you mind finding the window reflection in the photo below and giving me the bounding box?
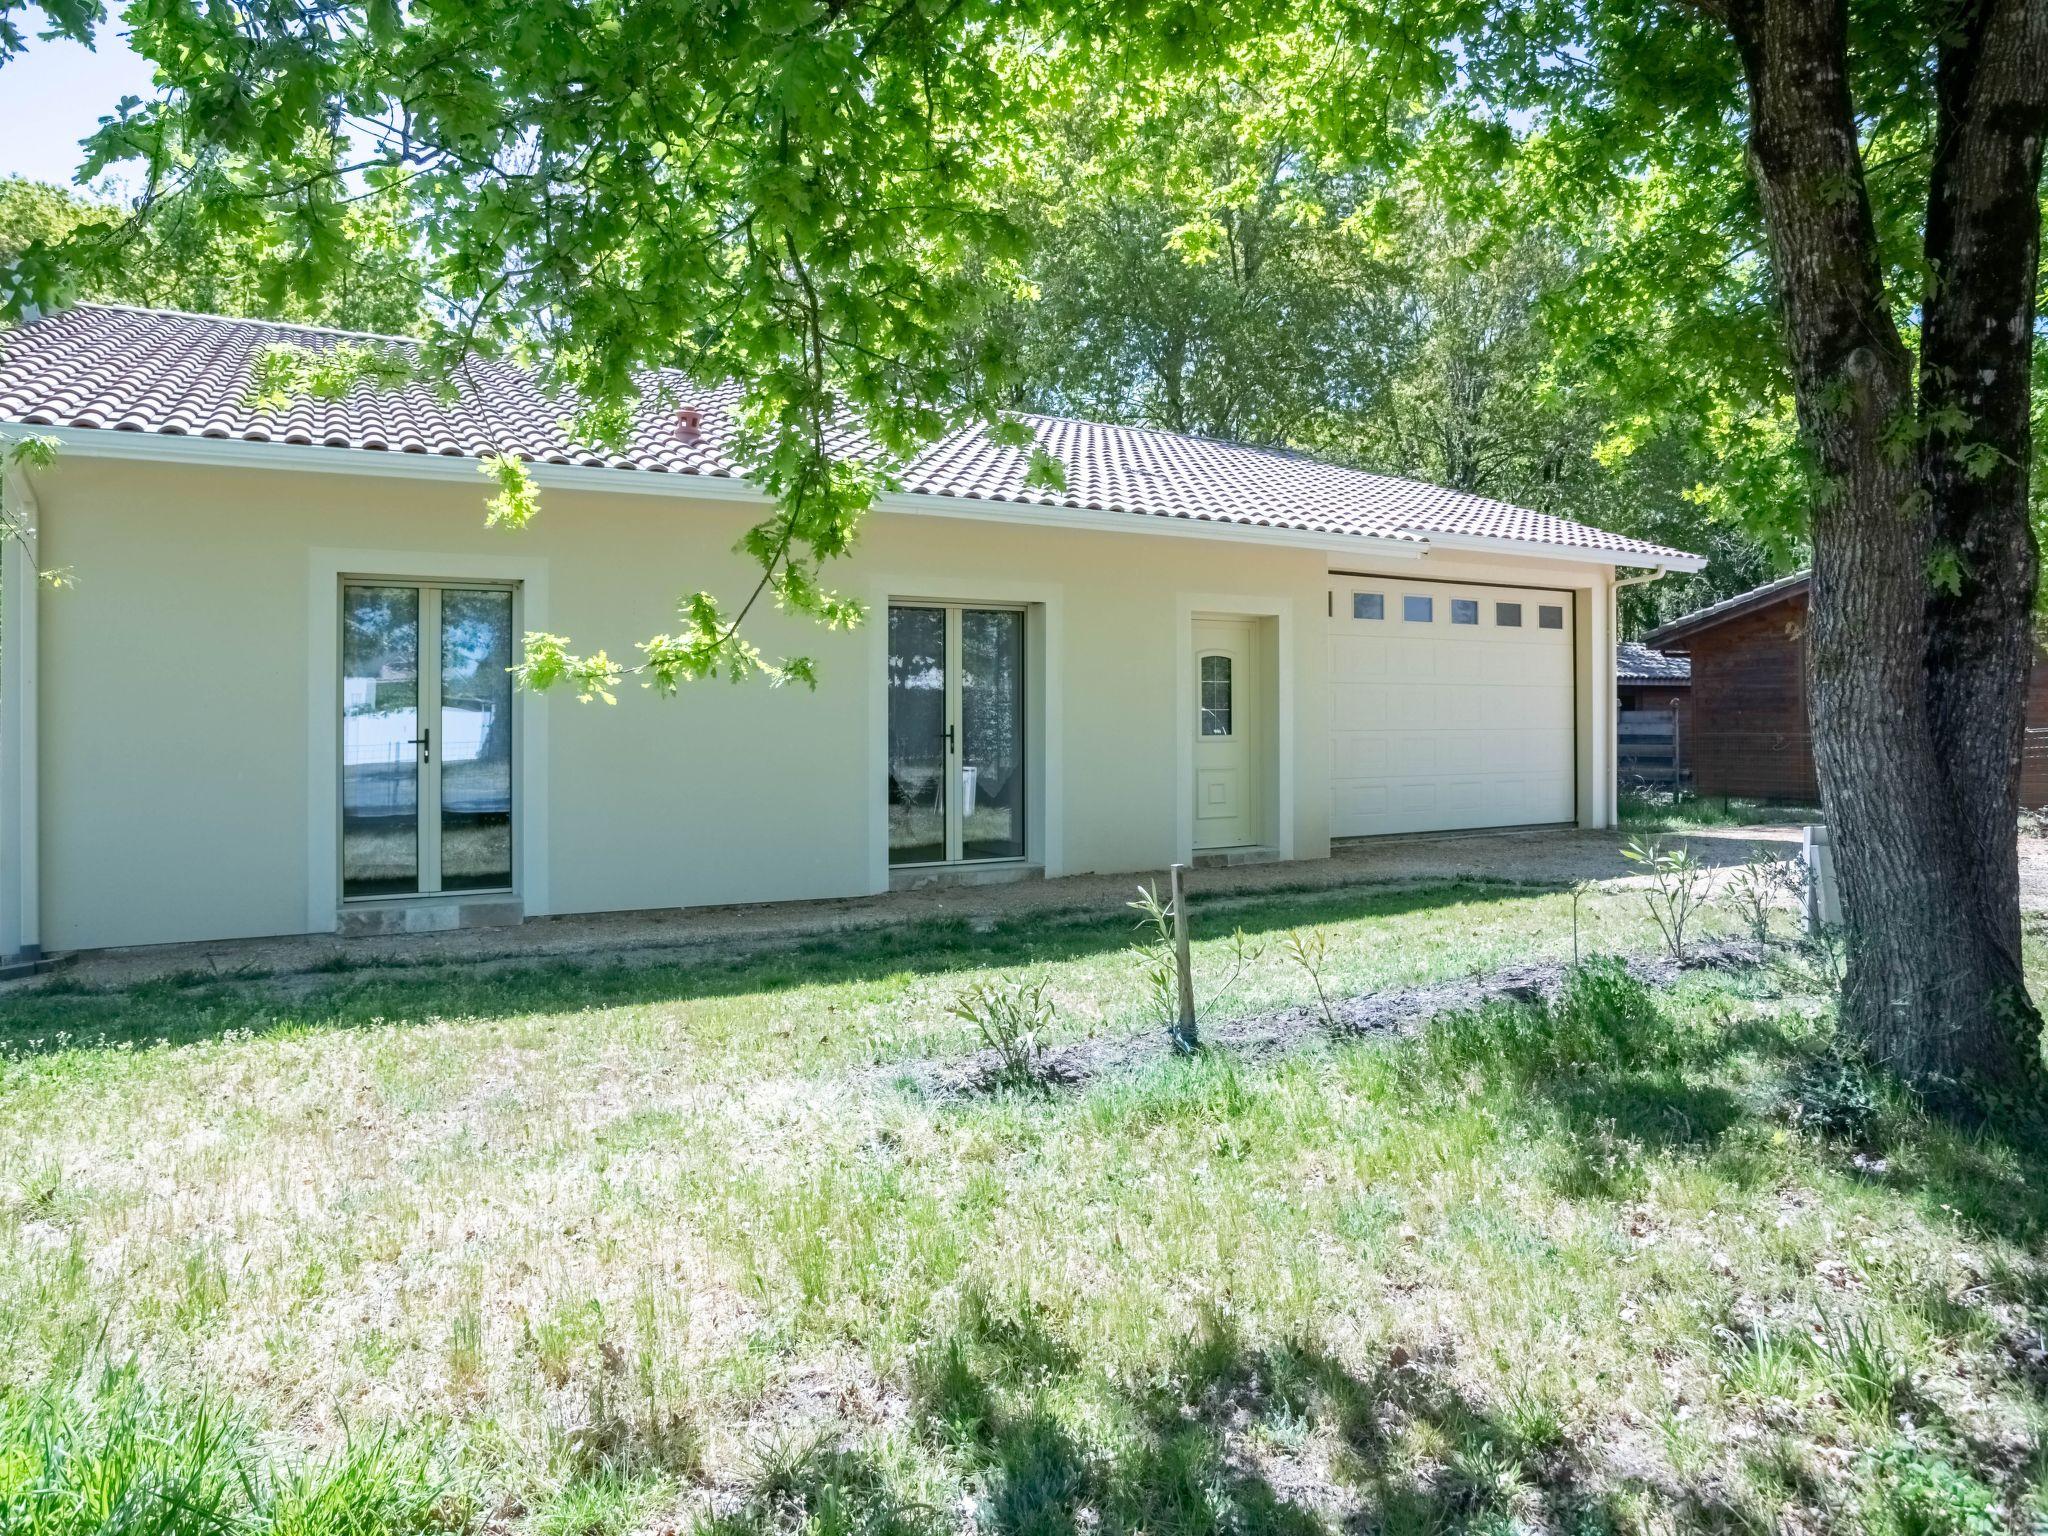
[961,609,1025,861]
[441,588,514,890]
[342,585,420,897]
[887,606,948,865]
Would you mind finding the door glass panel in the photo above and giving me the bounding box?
[887,606,947,864]
[440,588,515,890]
[961,608,1025,861]
[1200,654,1233,736]
[342,585,420,897]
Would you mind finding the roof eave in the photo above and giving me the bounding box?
[1644,570,1811,649]
[4,421,1697,571]
[1418,529,1705,575]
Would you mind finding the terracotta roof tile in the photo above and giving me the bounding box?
[0,304,1696,566]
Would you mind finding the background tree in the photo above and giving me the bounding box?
[976,89,1781,629]
[1,175,427,332]
[1454,0,2048,1090]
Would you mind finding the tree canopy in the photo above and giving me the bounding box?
[1,175,428,331]
[5,0,2046,1086]
[0,0,1809,678]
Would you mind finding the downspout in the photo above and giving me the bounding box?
[1607,566,1671,824]
[1,456,40,970]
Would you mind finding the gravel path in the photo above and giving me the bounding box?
[9,823,1809,993]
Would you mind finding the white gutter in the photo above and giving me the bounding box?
[7,423,1705,572]
[1613,563,1674,592]
[1602,564,1673,827]
[0,458,40,967]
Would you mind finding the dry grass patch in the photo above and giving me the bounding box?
[2,880,2045,1533]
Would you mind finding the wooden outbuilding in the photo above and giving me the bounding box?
[1644,572,2048,806]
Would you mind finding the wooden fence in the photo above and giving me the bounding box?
[1618,706,1687,790]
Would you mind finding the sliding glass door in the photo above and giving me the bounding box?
[887,603,1026,866]
[342,581,516,899]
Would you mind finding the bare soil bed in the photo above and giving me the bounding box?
[907,940,1761,1098]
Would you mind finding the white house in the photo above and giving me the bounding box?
[0,304,1700,960]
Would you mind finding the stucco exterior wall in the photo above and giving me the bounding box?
[19,454,1618,953]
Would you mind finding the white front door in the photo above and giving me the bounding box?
[1193,617,1262,850]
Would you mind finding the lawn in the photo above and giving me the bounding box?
[1618,791,1822,832]
[2,877,2044,1535]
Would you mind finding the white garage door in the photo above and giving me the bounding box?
[1328,579,1576,838]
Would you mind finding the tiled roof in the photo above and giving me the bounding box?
[1616,642,1691,684]
[0,304,1697,566]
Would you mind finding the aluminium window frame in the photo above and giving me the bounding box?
[885,598,1030,870]
[336,574,522,905]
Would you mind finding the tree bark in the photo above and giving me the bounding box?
[1917,0,2048,1079]
[1725,0,2047,1092]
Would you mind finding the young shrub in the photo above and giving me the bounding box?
[947,979,1054,1090]
[1568,878,1597,964]
[1621,834,1711,962]
[1725,844,1804,953]
[1127,883,1179,1032]
[1279,927,1336,1029]
[1125,883,1260,1047]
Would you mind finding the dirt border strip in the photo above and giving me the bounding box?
[902,942,1761,1099]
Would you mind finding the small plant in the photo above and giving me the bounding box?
[1568,878,1596,963]
[1126,882,1260,1051]
[1866,1441,2002,1535]
[1621,834,1712,962]
[1810,1313,1912,1420]
[947,979,1054,1089]
[1802,921,1848,991]
[1719,1322,1808,1403]
[1786,1043,1886,1143]
[1725,844,1804,953]
[1424,956,1668,1081]
[1280,927,1336,1028]
[0,1365,448,1536]
[447,1304,485,1395]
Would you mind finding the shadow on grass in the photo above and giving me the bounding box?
[702,1293,1758,1536]
[1500,984,2048,1245]
[0,879,1563,1056]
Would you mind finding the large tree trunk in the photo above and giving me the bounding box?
[1726,0,2047,1092]
[1917,0,2048,1080]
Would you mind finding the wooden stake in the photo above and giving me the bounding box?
[1170,861,1197,1052]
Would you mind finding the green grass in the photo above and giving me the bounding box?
[1619,789,1821,830]
[2,878,2045,1534]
